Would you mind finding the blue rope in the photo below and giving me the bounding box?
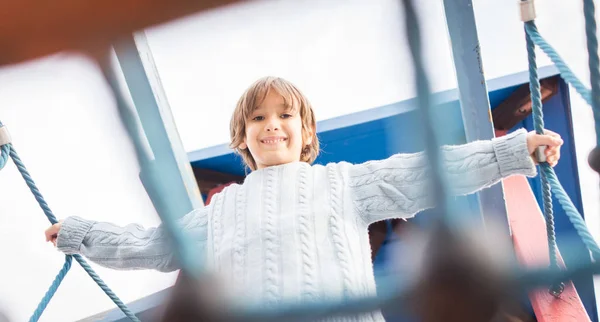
[29,256,72,322]
[543,166,600,259]
[0,122,139,322]
[525,22,559,277]
[524,23,600,144]
[524,0,600,296]
[583,0,600,148]
[0,144,8,170]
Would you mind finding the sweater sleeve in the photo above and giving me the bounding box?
[345,129,537,225]
[56,207,209,272]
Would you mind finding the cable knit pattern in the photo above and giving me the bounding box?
[297,165,318,301]
[232,184,246,286]
[349,153,427,188]
[327,164,354,298]
[348,129,536,225]
[263,168,280,305]
[56,129,536,322]
[57,208,208,272]
[211,190,225,271]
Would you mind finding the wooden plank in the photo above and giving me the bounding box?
[492,76,559,131]
[192,168,244,195]
[503,175,590,322]
[0,0,244,67]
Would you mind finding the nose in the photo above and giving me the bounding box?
[265,115,280,132]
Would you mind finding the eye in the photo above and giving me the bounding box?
[281,113,293,119]
[252,116,264,121]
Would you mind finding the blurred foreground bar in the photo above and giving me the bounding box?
[0,0,245,67]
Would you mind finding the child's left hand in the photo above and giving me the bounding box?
[526,130,563,167]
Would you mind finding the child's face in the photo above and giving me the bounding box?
[240,90,311,170]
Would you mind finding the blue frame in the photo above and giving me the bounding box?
[442,0,510,235]
[112,32,204,218]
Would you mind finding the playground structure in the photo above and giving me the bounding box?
[0,0,600,321]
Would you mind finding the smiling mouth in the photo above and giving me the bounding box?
[260,137,287,144]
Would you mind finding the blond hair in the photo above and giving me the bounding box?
[230,76,319,171]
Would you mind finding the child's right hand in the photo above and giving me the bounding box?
[45,222,62,247]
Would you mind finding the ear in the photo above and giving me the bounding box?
[303,126,314,146]
[239,140,247,150]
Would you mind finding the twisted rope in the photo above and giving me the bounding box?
[524,24,592,107]
[543,166,600,259]
[29,256,72,322]
[0,121,139,321]
[524,23,600,144]
[524,0,600,296]
[524,24,561,296]
[583,0,600,148]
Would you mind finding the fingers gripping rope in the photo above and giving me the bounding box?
[0,121,139,322]
[521,2,600,150]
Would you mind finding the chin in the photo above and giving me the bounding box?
[259,156,295,168]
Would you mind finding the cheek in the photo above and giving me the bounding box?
[245,126,258,143]
[289,122,304,145]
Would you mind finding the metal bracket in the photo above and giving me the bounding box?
[0,126,12,146]
[520,0,536,22]
[535,145,547,163]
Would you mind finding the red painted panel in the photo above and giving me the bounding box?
[206,182,235,205]
[504,175,590,321]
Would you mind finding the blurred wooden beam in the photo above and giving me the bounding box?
[492,76,559,131]
[0,0,246,67]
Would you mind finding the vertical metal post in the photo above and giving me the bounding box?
[442,0,511,235]
[113,32,204,218]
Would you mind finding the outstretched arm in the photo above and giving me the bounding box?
[345,129,562,225]
[50,207,209,272]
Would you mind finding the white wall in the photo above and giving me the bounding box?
[0,0,598,321]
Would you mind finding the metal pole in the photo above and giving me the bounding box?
[442,0,511,235]
[113,32,204,217]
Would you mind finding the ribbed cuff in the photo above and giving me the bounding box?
[57,216,95,254]
[492,129,537,178]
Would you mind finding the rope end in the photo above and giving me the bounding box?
[520,0,536,22]
[0,125,11,146]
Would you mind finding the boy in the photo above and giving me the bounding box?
[46,76,562,321]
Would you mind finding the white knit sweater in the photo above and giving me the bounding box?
[57,129,536,321]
